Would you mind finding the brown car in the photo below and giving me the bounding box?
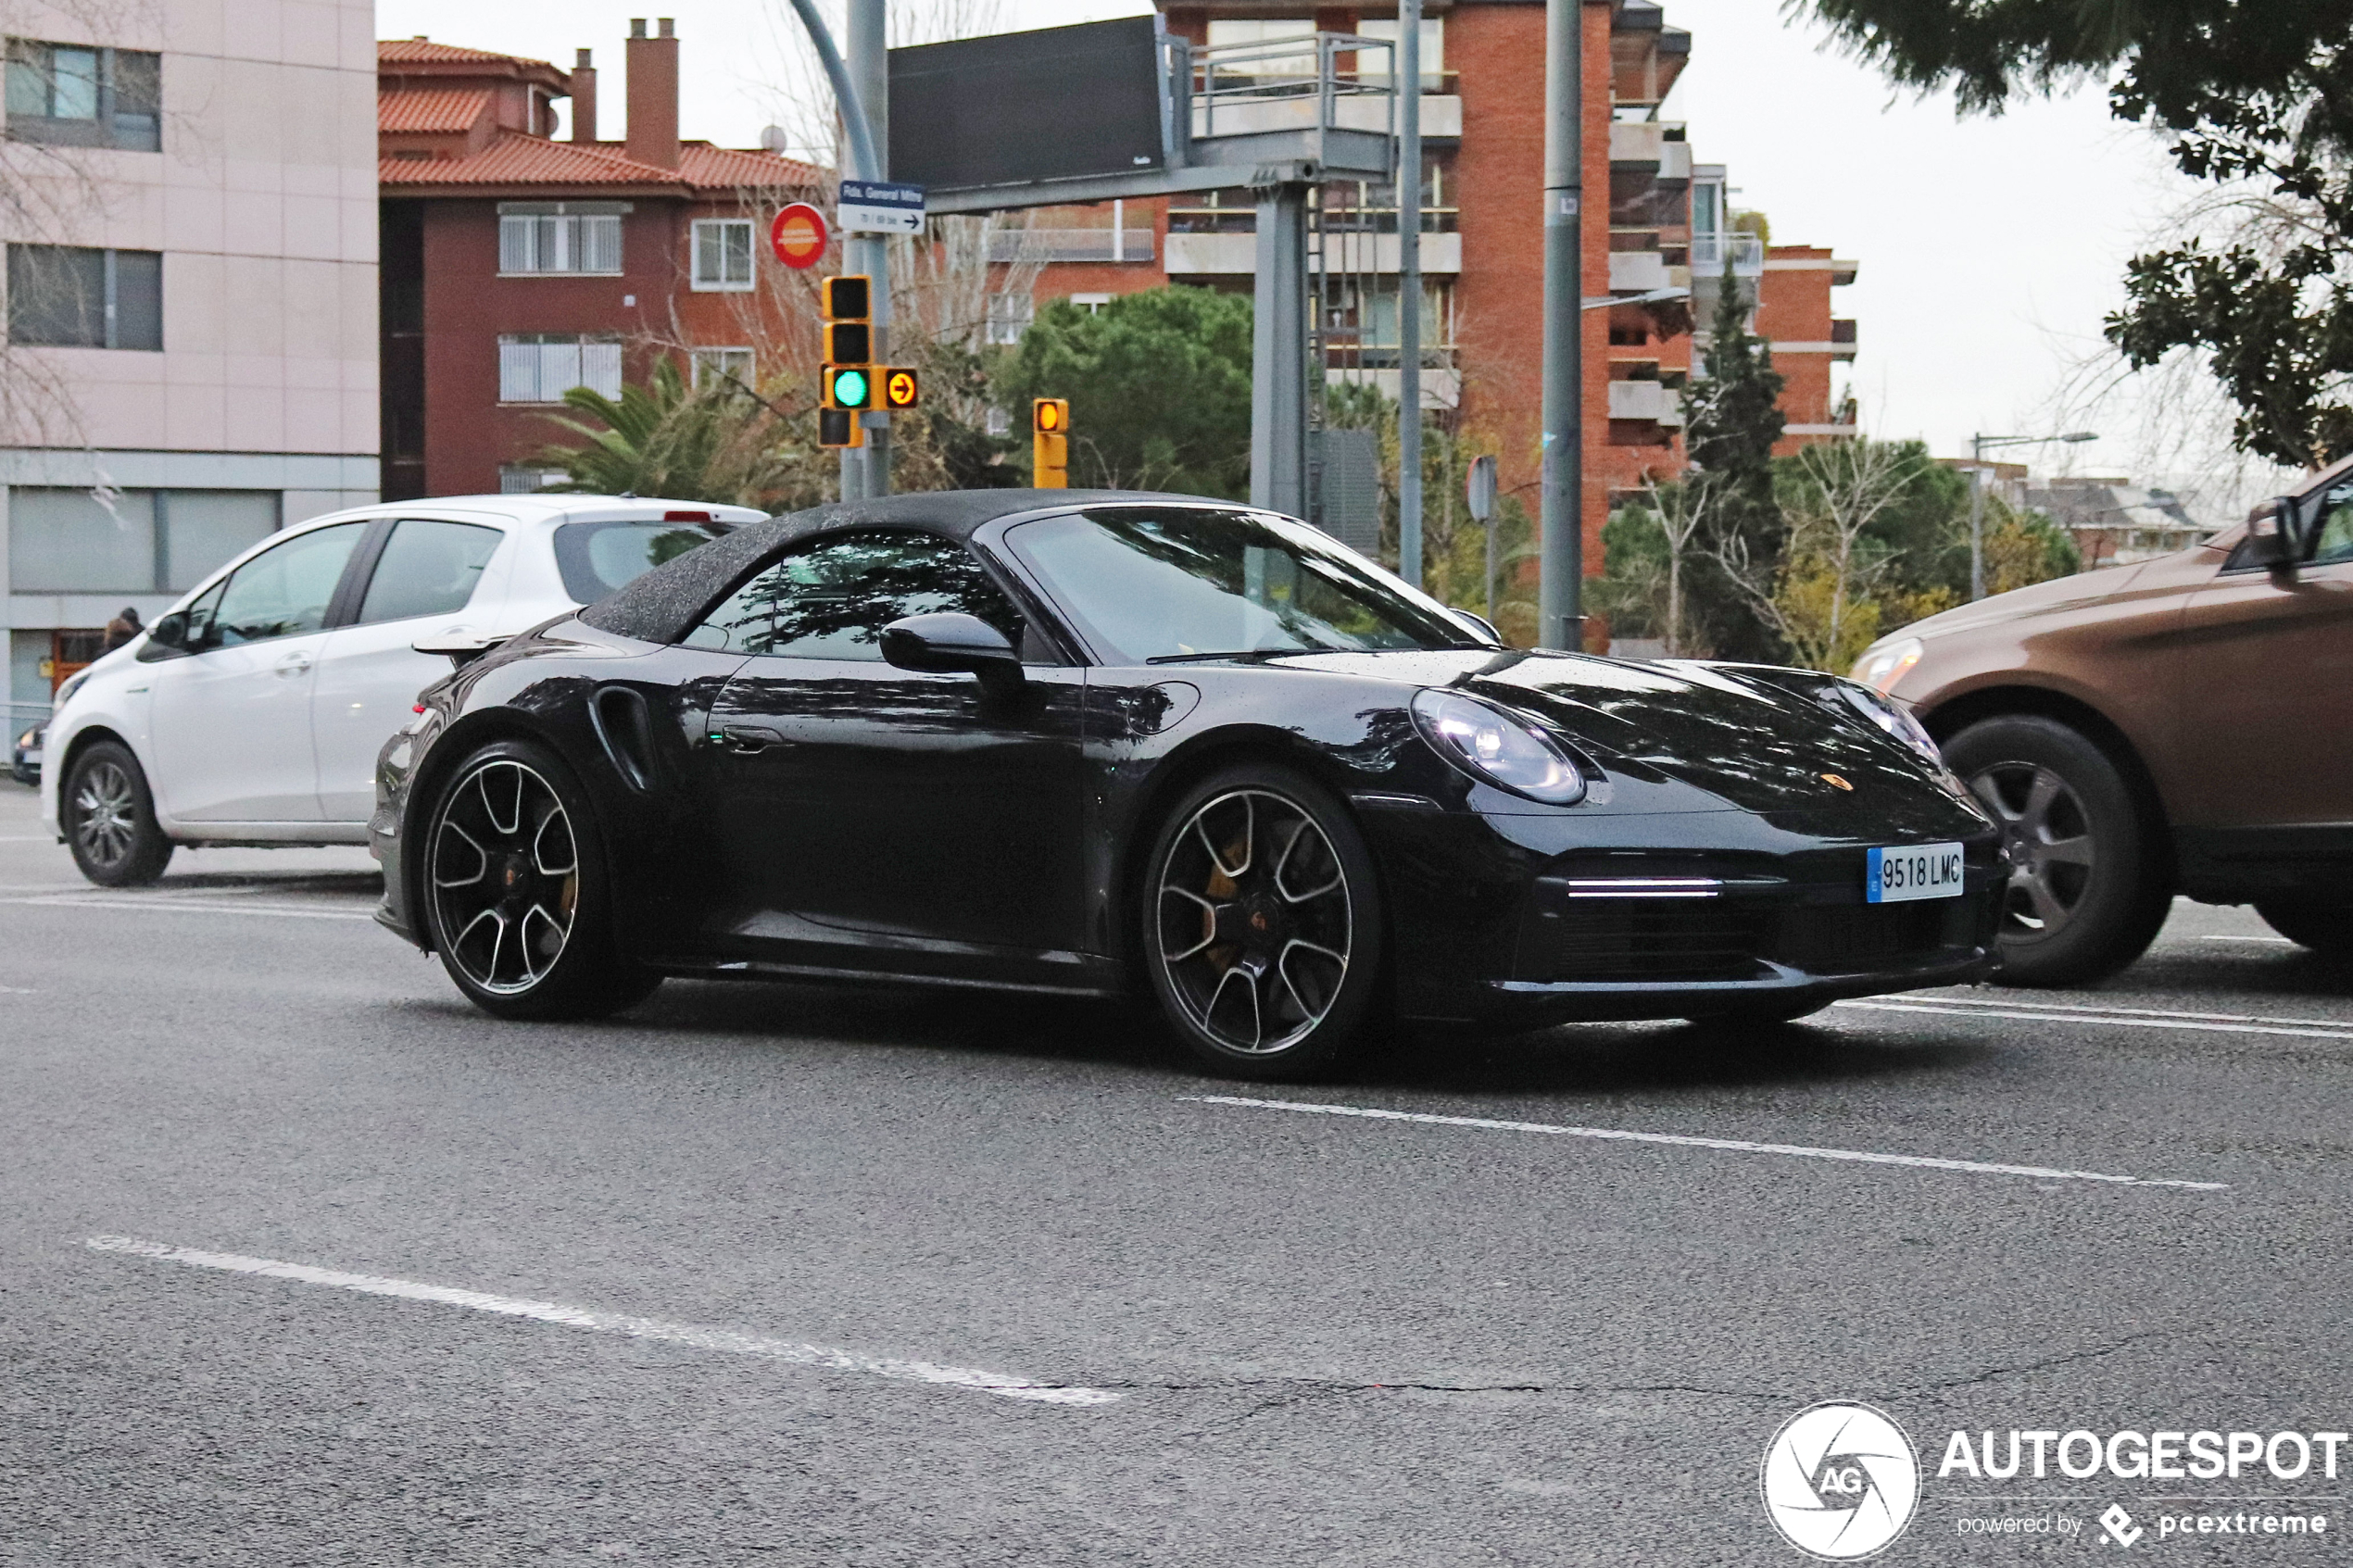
[1850,456,2353,985]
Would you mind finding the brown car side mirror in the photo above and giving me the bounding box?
[2245,495,2305,577]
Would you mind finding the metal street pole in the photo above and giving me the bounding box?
[781,0,880,502]
[1537,0,1581,648]
[1969,433,1987,601]
[848,0,891,496]
[1396,0,1423,587]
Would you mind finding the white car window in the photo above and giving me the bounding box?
[207,522,368,646]
[356,519,503,624]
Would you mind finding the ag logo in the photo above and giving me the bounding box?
[1760,1401,1919,1561]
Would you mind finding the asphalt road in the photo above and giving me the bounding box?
[3,776,2349,1564]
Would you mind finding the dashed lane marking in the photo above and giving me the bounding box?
[84,1236,1120,1406]
[1836,997,2353,1045]
[1184,1096,2226,1190]
[1,896,372,921]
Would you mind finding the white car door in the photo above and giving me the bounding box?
[146,520,371,822]
[310,517,510,822]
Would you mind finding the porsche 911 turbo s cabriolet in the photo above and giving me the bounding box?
[372,490,2005,1078]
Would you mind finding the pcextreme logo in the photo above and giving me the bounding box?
[1761,1401,1921,1561]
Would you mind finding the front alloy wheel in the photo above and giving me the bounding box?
[1145,766,1383,1079]
[64,740,173,886]
[1969,760,2095,940]
[422,739,660,1020]
[430,758,579,995]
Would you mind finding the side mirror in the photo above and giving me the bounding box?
[136,611,189,662]
[880,611,1024,694]
[2246,495,2305,573]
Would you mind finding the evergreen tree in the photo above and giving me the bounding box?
[1681,259,1788,660]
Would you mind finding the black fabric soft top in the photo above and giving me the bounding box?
[575,488,1212,646]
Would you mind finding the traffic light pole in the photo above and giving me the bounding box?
[1537,0,1582,649]
[848,0,890,497]
[1396,0,1423,588]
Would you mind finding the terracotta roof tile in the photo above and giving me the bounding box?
[378,86,492,134]
[377,129,826,193]
[379,38,556,69]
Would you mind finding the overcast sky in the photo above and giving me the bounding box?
[376,0,2267,515]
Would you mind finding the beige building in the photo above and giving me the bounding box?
[4,0,379,716]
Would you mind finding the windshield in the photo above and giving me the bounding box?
[1002,508,1487,664]
[553,520,727,604]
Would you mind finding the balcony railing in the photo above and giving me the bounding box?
[986,228,1155,264]
[1689,232,1765,274]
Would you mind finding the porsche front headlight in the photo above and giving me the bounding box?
[1410,689,1587,805]
[1834,681,1943,768]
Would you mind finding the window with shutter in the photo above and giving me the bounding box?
[690,219,756,291]
[497,204,627,275]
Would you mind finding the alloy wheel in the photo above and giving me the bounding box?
[1969,761,2095,938]
[1156,788,1353,1055]
[430,759,579,995]
[72,760,139,870]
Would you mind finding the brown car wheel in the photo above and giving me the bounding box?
[1944,715,2170,986]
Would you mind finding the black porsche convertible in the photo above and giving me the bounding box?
[371,490,2004,1077]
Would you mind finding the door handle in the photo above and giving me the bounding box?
[716,723,785,754]
[275,654,312,677]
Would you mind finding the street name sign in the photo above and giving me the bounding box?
[838,181,925,236]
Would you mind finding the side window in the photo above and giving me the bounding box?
[2311,483,2353,568]
[683,531,1021,659]
[356,519,502,623]
[208,521,367,646]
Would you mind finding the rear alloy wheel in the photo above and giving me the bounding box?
[1144,764,1384,1080]
[424,739,660,1020]
[2254,899,2353,955]
[1944,714,2168,986]
[63,740,174,886]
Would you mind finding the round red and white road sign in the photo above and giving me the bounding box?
[770,203,828,269]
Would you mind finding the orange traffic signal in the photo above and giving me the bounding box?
[1032,398,1069,487]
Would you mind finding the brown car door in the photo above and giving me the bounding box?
[2173,476,2353,830]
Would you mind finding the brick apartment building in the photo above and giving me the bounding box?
[375,21,818,500]
[1010,0,1856,611]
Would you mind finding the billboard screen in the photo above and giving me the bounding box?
[888,18,1163,192]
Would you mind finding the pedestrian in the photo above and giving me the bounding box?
[102,606,144,653]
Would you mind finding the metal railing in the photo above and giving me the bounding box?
[1689,231,1766,273]
[985,227,1155,264]
[1189,32,1396,142]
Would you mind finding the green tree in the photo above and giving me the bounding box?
[1684,258,1789,659]
[997,287,1253,496]
[1804,1,2353,467]
[533,357,831,511]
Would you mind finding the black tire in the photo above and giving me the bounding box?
[2255,899,2353,955]
[1141,762,1385,1081]
[62,740,174,886]
[421,737,661,1021]
[1944,714,2169,987]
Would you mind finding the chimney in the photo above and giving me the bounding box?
[571,49,598,143]
[624,18,680,171]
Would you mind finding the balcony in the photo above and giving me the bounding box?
[1689,232,1766,275]
[987,228,1156,264]
[1164,231,1463,276]
[1608,120,1689,182]
[1608,379,1683,426]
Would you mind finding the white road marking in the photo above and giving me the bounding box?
[2200,934,2297,946]
[1186,1096,2226,1191]
[1867,994,2353,1028]
[84,1236,1118,1406]
[2,896,372,921]
[1838,997,2353,1044]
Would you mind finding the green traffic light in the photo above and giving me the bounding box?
[832,368,870,408]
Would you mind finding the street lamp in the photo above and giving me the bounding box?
[1967,431,2098,599]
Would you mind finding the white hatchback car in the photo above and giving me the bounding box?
[42,493,763,884]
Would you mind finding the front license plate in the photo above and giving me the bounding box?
[1867,842,1964,904]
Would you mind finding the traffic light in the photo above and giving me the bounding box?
[817,406,862,448]
[822,363,874,411]
[821,272,872,394]
[1032,398,1069,488]
[881,367,921,411]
